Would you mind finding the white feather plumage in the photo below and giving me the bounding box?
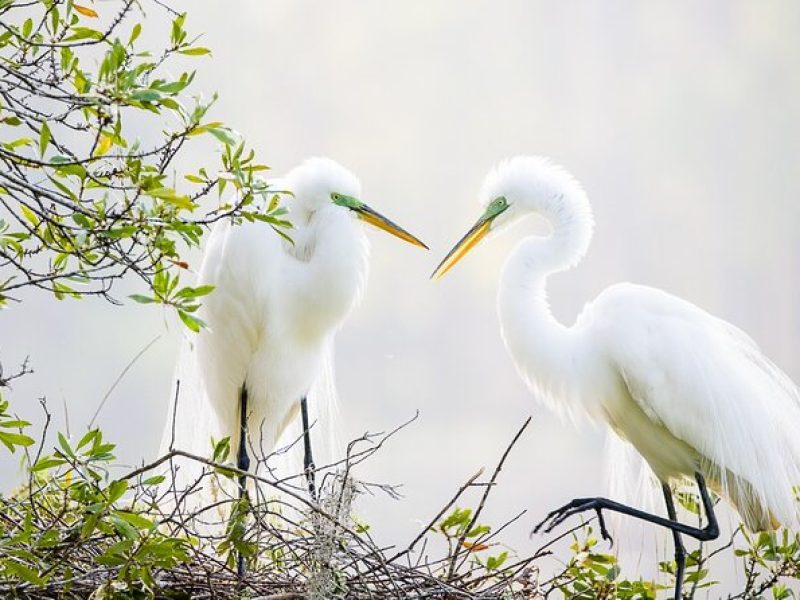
[477,156,800,532]
[160,157,369,504]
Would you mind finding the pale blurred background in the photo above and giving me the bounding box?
[3,0,800,592]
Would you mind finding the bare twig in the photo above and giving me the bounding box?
[88,335,162,428]
[447,416,532,580]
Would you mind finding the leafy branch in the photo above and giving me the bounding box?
[0,0,288,321]
[0,385,799,598]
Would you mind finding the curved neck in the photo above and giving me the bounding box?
[531,183,594,274]
[286,205,369,337]
[498,187,593,329]
[498,238,570,368]
[496,194,593,419]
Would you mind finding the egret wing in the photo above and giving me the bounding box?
[590,283,800,528]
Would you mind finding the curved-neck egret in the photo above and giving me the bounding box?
[163,157,426,525]
[432,156,800,598]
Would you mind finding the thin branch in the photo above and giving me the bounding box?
[87,335,161,428]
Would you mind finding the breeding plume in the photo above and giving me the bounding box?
[432,156,800,598]
[162,157,426,513]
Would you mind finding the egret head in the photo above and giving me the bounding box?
[432,156,589,278]
[285,157,427,249]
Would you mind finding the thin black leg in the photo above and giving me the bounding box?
[237,386,251,491]
[662,483,686,600]
[534,472,719,597]
[300,396,317,500]
[236,385,250,580]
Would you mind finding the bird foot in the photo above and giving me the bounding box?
[532,498,614,546]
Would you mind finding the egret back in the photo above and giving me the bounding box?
[589,283,800,531]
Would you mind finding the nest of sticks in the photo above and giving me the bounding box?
[1,413,589,599]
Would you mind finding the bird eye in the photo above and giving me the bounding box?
[331,193,341,201]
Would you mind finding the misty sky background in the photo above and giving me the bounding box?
[2,1,800,591]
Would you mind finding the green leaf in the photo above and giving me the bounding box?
[77,428,98,450]
[171,13,186,45]
[4,560,44,585]
[31,456,65,472]
[47,174,80,202]
[208,127,238,146]
[439,507,472,533]
[187,121,224,137]
[175,284,214,299]
[0,430,35,452]
[146,187,195,210]
[0,418,31,429]
[129,294,157,304]
[466,524,490,538]
[106,479,128,503]
[113,510,155,531]
[212,436,230,462]
[53,281,79,300]
[65,27,104,42]
[110,516,138,541]
[95,552,127,567]
[178,309,205,332]
[486,550,508,571]
[128,22,142,46]
[57,432,75,458]
[178,47,211,56]
[130,89,162,103]
[105,225,137,239]
[4,137,33,150]
[39,122,51,157]
[142,475,165,486]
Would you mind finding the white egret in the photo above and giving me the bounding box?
[432,156,800,598]
[162,157,427,526]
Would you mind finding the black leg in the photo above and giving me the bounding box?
[236,385,250,580]
[534,472,719,597]
[662,483,686,600]
[237,386,251,490]
[300,396,317,500]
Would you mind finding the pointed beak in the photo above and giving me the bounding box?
[354,204,429,250]
[430,215,492,280]
[431,198,510,279]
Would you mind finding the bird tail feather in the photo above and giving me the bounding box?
[157,337,239,533]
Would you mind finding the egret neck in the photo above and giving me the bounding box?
[286,203,369,341]
[496,183,595,421]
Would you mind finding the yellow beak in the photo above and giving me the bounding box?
[355,205,429,250]
[431,215,493,280]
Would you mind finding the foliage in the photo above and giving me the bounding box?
[730,529,800,599]
[1,424,192,595]
[0,0,288,316]
[0,390,34,454]
[1,1,799,599]
[1,388,800,597]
